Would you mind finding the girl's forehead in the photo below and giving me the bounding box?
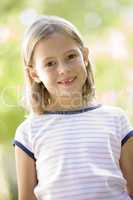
[39,32,78,47]
[34,32,80,58]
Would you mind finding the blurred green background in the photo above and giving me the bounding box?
[0,0,133,199]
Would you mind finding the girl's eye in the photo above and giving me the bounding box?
[45,61,56,67]
[67,53,77,60]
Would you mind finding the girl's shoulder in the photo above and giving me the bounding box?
[14,113,46,143]
[99,104,127,117]
[15,111,52,134]
[99,104,132,130]
[15,116,32,138]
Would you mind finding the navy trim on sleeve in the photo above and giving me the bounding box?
[13,140,36,161]
[121,130,133,146]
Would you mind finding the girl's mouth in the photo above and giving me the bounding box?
[58,76,77,86]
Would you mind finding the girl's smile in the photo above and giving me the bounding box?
[57,76,77,86]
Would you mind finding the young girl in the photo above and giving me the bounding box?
[13,15,133,200]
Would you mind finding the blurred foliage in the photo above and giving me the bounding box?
[0,1,133,198]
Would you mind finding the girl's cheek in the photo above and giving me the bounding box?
[66,59,81,67]
[42,71,56,83]
[75,57,84,64]
[73,60,85,68]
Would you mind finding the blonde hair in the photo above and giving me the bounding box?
[22,15,95,114]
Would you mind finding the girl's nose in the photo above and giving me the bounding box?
[57,61,70,74]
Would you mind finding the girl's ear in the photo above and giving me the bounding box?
[28,67,41,83]
[82,47,89,66]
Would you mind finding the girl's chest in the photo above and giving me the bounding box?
[32,117,121,163]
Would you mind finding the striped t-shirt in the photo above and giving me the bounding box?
[13,104,133,200]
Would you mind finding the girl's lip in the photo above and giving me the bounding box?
[57,76,77,85]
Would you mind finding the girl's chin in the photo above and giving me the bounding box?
[50,93,83,106]
[57,91,82,98]
[58,88,82,97]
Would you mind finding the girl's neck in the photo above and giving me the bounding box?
[45,97,97,112]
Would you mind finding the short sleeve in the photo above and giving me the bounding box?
[119,109,133,146]
[12,120,35,160]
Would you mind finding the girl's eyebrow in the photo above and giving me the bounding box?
[40,56,55,63]
[40,49,78,62]
[63,48,78,55]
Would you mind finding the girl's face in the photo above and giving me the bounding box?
[30,32,89,106]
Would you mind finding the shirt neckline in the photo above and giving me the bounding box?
[44,104,102,115]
